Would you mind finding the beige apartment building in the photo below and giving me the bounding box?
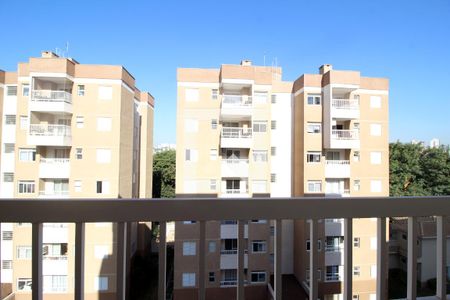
[175,61,388,299]
[0,51,154,300]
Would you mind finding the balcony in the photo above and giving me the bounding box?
[1,196,449,300]
[220,188,250,198]
[39,158,70,178]
[38,190,69,198]
[329,129,360,149]
[220,223,249,239]
[325,160,351,178]
[220,95,252,120]
[221,158,249,177]
[331,99,359,119]
[221,127,252,148]
[220,252,249,269]
[30,90,73,113]
[28,124,72,146]
[325,219,344,236]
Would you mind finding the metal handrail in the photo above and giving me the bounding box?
[222,95,252,106]
[331,99,359,110]
[40,158,70,163]
[331,129,359,140]
[325,160,350,165]
[31,90,72,104]
[221,127,252,139]
[29,124,71,137]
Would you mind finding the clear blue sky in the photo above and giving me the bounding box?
[1,0,449,146]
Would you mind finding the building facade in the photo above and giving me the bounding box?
[0,51,154,300]
[175,61,389,300]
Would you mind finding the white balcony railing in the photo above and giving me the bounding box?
[325,244,344,252]
[31,90,72,104]
[38,190,69,196]
[331,99,359,110]
[1,196,450,300]
[40,158,70,164]
[221,127,252,139]
[331,129,359,140]
[223,158,249,164]
[29,124,71,137]
[325,160,350,165]
[222,95,252,106]
[221,249,238,255]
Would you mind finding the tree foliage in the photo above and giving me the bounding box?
[152,150,175,198]
[390,142,450,196]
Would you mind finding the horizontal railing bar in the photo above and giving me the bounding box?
[0,196,450,222]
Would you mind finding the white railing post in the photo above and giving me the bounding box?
[275,219,282,300]
[237,220,245,300]
[310,219,318,300]
[199,221,206,300]
[158,222,167,300]
[75,222,85,300]
[407,217,418,300]
[377,218,387,300]
[343,218,353,300]
[436,216,447,300]
[32,222,43,300]
[116,222,127,300]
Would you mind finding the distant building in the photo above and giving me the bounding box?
[430,138,440,148]
[411,139,425,146]
[154,143,176,153]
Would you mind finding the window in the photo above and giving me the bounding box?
[74,180,82,192]
[183,221,197,224]
[354,122,360,130]
[307,123,321,133]
[3,172,14,182]
[271,173,276,183]
[96,148,112,163]
[19,148,36,161]
[185,149,198,162]
[183,242,196,256]
[318,240,322,251]
[307,152,321,163]
[307,181,322,193]
[254,91,268,104]
[353,237,360,248]
[43,243,68,257]
[370,265,377,278]
[185,119,198,132]
[251,271,266,283]
[252,180,267,193]
[5,115,16,125]
[271,147,276,156]
[18,181,35,194]
[76,116,84,128]
[17,278,32,291]
[306,240,311,251]
[354,180,360,191]
[4,143,15,153]
[253,121,267,132]
[76,148,83,159]
[2,231,12,240]
[98,86,112,100]
[43,275,67,292]
[20,116,28,129]
[97,117,112,131]
[271,120,276,130]
[353,151,360,162]
[370,96,381,108]
[211,119,217,129]
[209,272,215,282]
[94,246,110,259]
[353,266,361,276]
[7,86,17,96]
[271,94,277,104]
[353,295,360,300]
[370,237,377,250]
[210,149,217,160]
[253,150,268,162]
[210,179,216,190]
[182,273,196,287]
[270,226,275,236]
[185,89,199,102]
[2,260,12,269]
[77,85,85,96]
[22,84,30,97]
[17,246,32,259]
[370,123,382,136]
[252,240,267,253]
[211,89,218,100]
[370,152,382,164]
[307,94,321,105]
[370,180,382,193]
[94,276,108,291]
[96,181,110,194]
[208,241,216,253]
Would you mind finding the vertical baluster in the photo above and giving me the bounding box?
[436,216,447,300]
[158,222,167,300]
[116,222,127,300]
[32,222,43,300]
[309,219,318,300]
[376,218,387,300]
[237,220,245,300]
[75,222,85,300]
[198,221,206,300]
[344,218,353,300]
[275,219,282,300]
[407,217,418,300]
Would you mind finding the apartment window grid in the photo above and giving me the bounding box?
[17,278,32,291]
[254,91,268,104]
[211,119,218,129]
[250,271,266,283]
[76,148,83,159]
[19,148,36,161]
[354,237,361,247]
[77,85,85,96]
[2,231,13,240]
[43,275,67,292]
[307,94,321,105]
[94,276,108,291]
[209,149,217,160]
[353,151,360,162]
[5,115,16,125]
[3,172,14,182]
[7,86,17,96]
[271,146,276,156]
[211,89,218,100]
[353,266,361,276]
[4,143,15,153]
[210,179,217,190]
[253,150,268,162]
[183,241,196,256]
[306,269,322,282]
[209,272,215,282]
[307,122,321,134]
[18,181,35,194]
[252,240,266,253]
[307,152,321,163]
[253,121,267,132]
[208,241,216,253]
[76,116,84,128]
[185,149,198,162]
[307,181,322,193]
[270,173,276,183]
[271,94,277,104]
[271,120,277,130]
[22,84,30,96]
[353,295,360,300]
[354,122,360,130]
[354,180,361,191]
[96,181,110,194]
[182,273,196,287]
[2,260,12,269]
[20,116,28,129]
[17,246,32,259]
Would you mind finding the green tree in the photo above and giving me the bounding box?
[152,149,175,198]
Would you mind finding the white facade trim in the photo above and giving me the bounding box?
[221,78,254,85]
[357,89,389,95]
[177,82,219,88]
[29,72,74,81]
[18,77,30,82]
[294,87,322,97]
